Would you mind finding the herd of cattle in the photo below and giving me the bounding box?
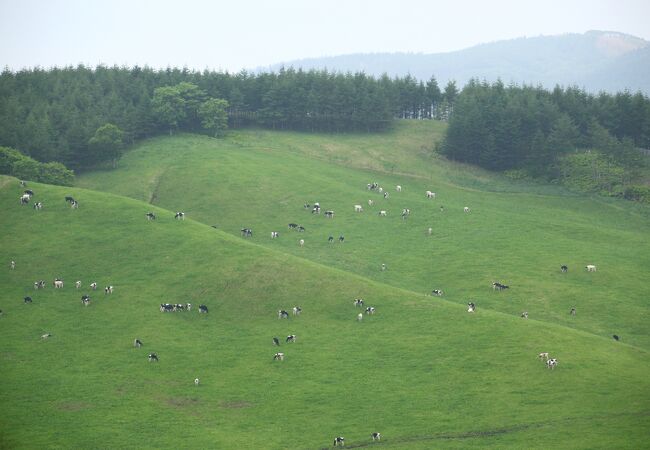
[8,179,613,447]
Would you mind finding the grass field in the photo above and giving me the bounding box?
[1,121,649,449]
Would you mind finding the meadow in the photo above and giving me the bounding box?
[0,121,648,449]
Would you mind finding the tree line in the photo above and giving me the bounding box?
[441,80,650,199]
[0,65,457,173]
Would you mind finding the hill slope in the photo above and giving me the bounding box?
[1,177,649,449]
[268,31,650,94]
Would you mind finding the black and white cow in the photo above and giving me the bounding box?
[383,192,389,199]
[278,310,289,319]
[546,358,558,369]
[134,339,143,348]
[354,298,364,307]
[65,196,75,203]
[160,303,174,312]
[271,231,279,239]
[324,210,334,218]
[81,295,90,306]
[20,194,30,205]
[561,265,568,273]
[70,200,79,209]
[75,280,82,289]
[467,302,476,313]
[288,223,298,230]
[292,306,302,316]
[303,203,311,209]
[273,352,284,361]
[105,285,113,294]
[24,296,32,304]
[570,307,576,316]
[24,189,34,197]
[241,228,253,237]
[34,280,45,289]
[613,334,620,341]
[297,226,305,232]
[146,212,156,220]
[148,353,159,362]
[199,305,209,314]
[432,289,443,296]
[286,334,296,343]
[338,235,344,243]
[273,337,280,346]
[371,432,381,441]
[492,282,509,291]
[312,206,321,214]
[33,202,43,210]
[365,306,375,315]
[328,235,334,243]
[174,212,185,220]
[90,282,97,290]
[521,311,528,319]
[333,436,345,446]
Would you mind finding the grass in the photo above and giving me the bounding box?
[1,121,648,448]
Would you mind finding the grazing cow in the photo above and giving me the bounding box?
[426,191,435,199]
[175,303,186,311]
[546,358,558,369]
[333,436,345,446]
[312,206,320,214]
[427,227,432,235]
[324,210,334,218]
[33,202,43,210]
[357,313,363,321]
[367,182,378,190]
[339,235,344,243]
[195,378,200,386]
[90,282,97,290]
[492,282,509,291]
[303,203,311,209]
[396,185,402,192]
[273,352,285,361]
[288,223,298,230]
[613,334,620,341]
[10,260,15,270]
[383,192,389,199]
[467,302,476,313]
[199,305,208,314]
[24,296,32,304]
[401,208,411,217]
[538,352,549,361]
[53,279,64,288]
[561,265,568,273]
[20,194,30,205]
[174,212,185,220]
[440,205,444,212]
[160,303,174,312]
[521,311,528,319]
[432,289,443,296]
[371,432,381,441]
[134,339,143,348]
[378,210,387,216]
[105,286,113,294]
[81,295,90,306]
[570,307,576,316]
[328,235,334,243]
[464,207,471,213]
[381,263,386,271]
[354,204,363,212]
[299,239,305,247]
[241,228,253,237]
[286,334,296,343]
[354,298,364,307]
[65,196,75,203]
[378,187,383,193]
[148,353,159,362]
[271,231,279,239]
[368,199,374,206]
[585,264,597,272]
[273,337,280,346]
[34,280,45,289]
[292,306,302,316]
[278,310,289,319]
[297,226,305,232]
[41,333,52,339]
[75,281,81,289]
[24,189,34,197]
[70,200,79,209]
[20,180,26,187]
[186,303,192,311]
[365,306,375,315]
[146,212,156,220]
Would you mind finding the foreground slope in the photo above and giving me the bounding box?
[1,177,649,449]
[78,124,650,349]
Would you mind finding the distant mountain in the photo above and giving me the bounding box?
[266,31,650,94]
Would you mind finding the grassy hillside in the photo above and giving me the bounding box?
[78,123,650,350]
[1,177,649,449]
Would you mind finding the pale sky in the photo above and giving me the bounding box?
[1,0,649,72]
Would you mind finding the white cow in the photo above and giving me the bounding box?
[396,185,402,192]
[274,352,285,361]
[195,378,200,386]
[427,227,432,235]
[10,260,15,270]
[357,313,363,321]
[368,199,374,206]
[53,279,64,288]
[354,204,363,212]
[464,207,471,213]
[271,231,279,239]
[378,210,387,216]
[538,352,549,361]
[75,280,81,289]
[90,282,97,290]
[299,239,305,247]
[426,191,436,199]
[585,265,597,272]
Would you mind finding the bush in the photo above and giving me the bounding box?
[0,146,74,186]
[623,185,650,203]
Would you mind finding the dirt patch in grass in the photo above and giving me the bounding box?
[166,397,200,408]
[58,401,91,412]
[219,400,253,409]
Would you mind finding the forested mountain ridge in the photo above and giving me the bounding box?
[267,31,650,94]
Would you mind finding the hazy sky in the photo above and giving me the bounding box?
[1,0,649,71]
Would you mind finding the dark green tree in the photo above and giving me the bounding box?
[198,98,229,137]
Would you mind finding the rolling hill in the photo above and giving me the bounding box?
[1,120,649,448]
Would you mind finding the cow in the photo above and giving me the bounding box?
[241,228,253,237]
[378,187,383,193]
[148,353,159,362]
[368,199,374,206]
[65,196,75,203]
[570,307,576,316]
[20,180,26,187]
[401,208,411,218]
[383,192,389,199]
[71,200,79,209]
[561,265,568,273]
[613,334,620,341]
[10,260,15,270]
[427,227,432,235]
[492,282,509,291]
[297,226,305,232]
[286,334,296,343]
[146,212,156,220]
[357,313,363,321]
[354,298,364,307]
[273,337,280,346]
[328,235,334,243]
[299,239,304,247]
[467,302,476,313]
[33,202,43,210]
[546,358,558,370]
[354,204,363,212]
[324,210,334,218]
[186,303,192,311]
[174,212,185,220]
[160,303,174,312]
[75,280,81,289]
[34,280,45,289]
[365,306,375,315]
[303,203,311,209]
[312,206,320,214]
[339,235,344,243]
[538,352,549,361]
[521,311,528,319]
[367,182,378,190]
[90,282,97,290]
[464,207,471,213]
[53,279,64,288]
[426,191,435,199]
[41,333,52,339]
[432,289,443,296]
[396,185,402,192]
[273,352,285,361]
[586,265,597,272]
[333,436,345,447]
[134,339,143,348]
[24,296,32,304]
[81,295,90,306]
[105,285,113,294]
[288,223,298,230]
[271,231,279,239]
[24,189,34,197]
[292,306,302,316]
[199,305,208,314]
[440,205,444,212]
[381,263,386,271]
[20,194,30,205]
[195,378,200,386]
[278,310,289,319]
[371,432,381,441]
[378,210,387,216]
